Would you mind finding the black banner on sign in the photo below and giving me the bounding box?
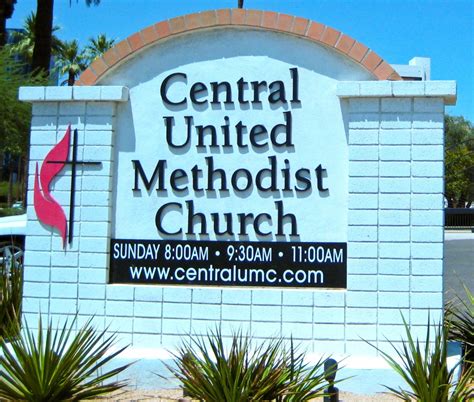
[109,239,347,289]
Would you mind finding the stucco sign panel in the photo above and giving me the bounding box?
[109,30,351,288]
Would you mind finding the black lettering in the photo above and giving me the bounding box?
[156,202,182,235]
[196,124,217,148]
[231,169,252,192]
[132,160,166,191]
[249,124,268,148]
[210,81,232,105]
[295,168,311,192]
[235,121,247,148]
[316,164,329,192]
[254,213,272,236]
[170,169,188,192]
[165,116,192,149]
[237,78,249,104]
[191,165,203,191]
[268,80,286,104]
[251,80,267,104]
[221,116,231,148]
[282,159,291,191]
[276,200,297,236]
[186,200,207,235]
[190,82,208,105]
[206,156,227,191]
[160,72,187,106]
[238,212,254,235]
[270,111,293,147]
[256,156,277,191]
[290,67,301,103]
[212,212,234,235]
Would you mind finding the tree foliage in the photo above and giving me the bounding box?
[0,0,17,47]
[55,34,115,86]
[445,116,474,207]
[0,48,43,157]
[85,33,115,62]
[55,39,88,86]
[8,12,63,65]
[0,48,43,205]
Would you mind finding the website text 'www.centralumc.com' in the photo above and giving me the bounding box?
[110,239,347,288]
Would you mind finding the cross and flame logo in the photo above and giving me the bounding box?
[33,125,101,248]
[33,126,71,246]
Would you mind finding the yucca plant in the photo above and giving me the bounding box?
[168,329,289,401]
[167,328,337,401]
[371,315,473,401]
[0,243,23,340]
[445,284,473,374]
[281,338,337,401]
[0,316,132,401]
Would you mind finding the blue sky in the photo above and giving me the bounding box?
[8,0,473,121]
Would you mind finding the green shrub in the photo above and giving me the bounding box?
[370,315,473,401]
[167,328,337,402]
[445,284,473,374]
[0,208,25,217]
[0,244,23,340]
[0,316,132,401]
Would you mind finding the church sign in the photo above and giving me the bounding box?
[20,9,454,391]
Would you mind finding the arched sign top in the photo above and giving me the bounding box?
[76,8,401,86]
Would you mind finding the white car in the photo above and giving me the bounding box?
[0,213,26,270]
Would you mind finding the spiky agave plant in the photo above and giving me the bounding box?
[373,315,473,401]
[445,284,473,374]
[167,329,338,402]
[168,328,292,402]
[282,338,338,401]
[0,316,132,401]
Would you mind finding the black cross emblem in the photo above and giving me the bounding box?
[47,128,102,244]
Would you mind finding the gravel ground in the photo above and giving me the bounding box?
[94,388,400,401]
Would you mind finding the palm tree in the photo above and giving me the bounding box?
[31,0,54,74]
[8,11,62,66]
[85,33,115,62]
[238,0,244,8]
[55,39,87,86]
[32,0,100,76]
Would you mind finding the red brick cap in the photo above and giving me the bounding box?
[76,8,401,86]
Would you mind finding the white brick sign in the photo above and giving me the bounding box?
[20,9,456,389]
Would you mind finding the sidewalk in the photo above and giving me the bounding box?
[96,389,400,401]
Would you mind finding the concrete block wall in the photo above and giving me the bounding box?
[342,81,450,355]
[19,81,454,361]
[20,86,126,334]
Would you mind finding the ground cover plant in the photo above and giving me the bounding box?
[370,315,473,401]
[0,316,131,401]
[167,329,338,402]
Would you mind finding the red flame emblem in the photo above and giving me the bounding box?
[33,126,71,246]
